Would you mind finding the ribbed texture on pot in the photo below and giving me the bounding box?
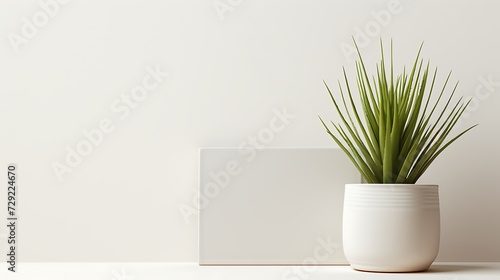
[344,184,439,209]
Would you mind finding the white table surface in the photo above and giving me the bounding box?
[0,262,499,280]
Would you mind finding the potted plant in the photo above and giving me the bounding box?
[319,40,476,272]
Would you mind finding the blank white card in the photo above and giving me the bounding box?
[199,148,361,265]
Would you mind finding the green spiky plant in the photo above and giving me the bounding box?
[319,40,477,184]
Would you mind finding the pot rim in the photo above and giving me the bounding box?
[346,183,439,188]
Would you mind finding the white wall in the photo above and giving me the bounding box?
[0,0,498,262]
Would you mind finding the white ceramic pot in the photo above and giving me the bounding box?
[343,184,440,272]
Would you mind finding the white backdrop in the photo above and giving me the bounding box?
[0,0,499,262]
